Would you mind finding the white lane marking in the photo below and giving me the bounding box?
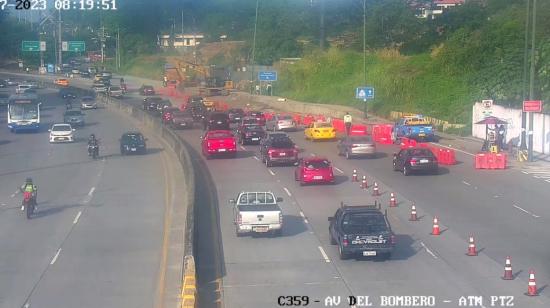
[334,167,344,174]
[513,204,540,218]
[283,187,292,197]
[73,211,82,224]
[253,156,260,161]
[522,171,529,174]
[420,241,438,259]
[10,193,16,198]
[50,248,62,265]
[299,211,309,224]
[462,180,471,186]
[14,189,19,194]
[304,282,322,285]
[430,143,474,156]
[546,179,550,183]
[239,145,246,150]
[268,169,275,176]
[318,246,330,263]
[88,187,96,196]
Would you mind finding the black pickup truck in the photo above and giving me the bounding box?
[328,202,395,260]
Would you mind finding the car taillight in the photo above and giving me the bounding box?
[207,142,211,147]
[268,149,275,155]
[390,235,396,245]
[410,159,418,166]
[237,213,242,224]
[279,213,283,224]
[343,238,349,246]
[245,132,252,137]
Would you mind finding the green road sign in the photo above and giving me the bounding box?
[22,41,40,52]
[62,41,86,52]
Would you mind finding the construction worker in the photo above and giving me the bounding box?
[163,75,168,87]
[344,112,352,136]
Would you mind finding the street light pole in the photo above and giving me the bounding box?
[57,9,62,71]
[520,0,531,151]
[250,0,259,96]
[363,0,367,119]
[528,0,537,162]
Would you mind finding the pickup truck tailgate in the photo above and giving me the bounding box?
[240,210,281,225]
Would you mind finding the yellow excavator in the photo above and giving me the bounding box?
[165,59,233,96]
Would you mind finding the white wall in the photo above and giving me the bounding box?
[472,102,550,154]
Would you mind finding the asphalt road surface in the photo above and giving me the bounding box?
[118,85,550,307]
[0,77,168,308]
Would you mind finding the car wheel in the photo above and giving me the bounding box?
[330,233,337,245]
[345,150,351,160]
[339,244,350,260]
[403,165,410,176]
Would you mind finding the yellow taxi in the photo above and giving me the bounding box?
[55,78,69,87]
[304,121,336,141]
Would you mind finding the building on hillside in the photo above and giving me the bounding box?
[158,34,205,48]
[409,0,465,19]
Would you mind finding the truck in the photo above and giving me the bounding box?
[393,114,434,142]
[230,191,284,237]
[328,202,396,260]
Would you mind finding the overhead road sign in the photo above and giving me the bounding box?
[356,87,374,100]
[22,41,42,52]
[258,71,277,81]
[62,41,86,52]
[523,100,543,113]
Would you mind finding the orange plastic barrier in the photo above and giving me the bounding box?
[475,152,506,169]
[314,115,326,122]
[293,114,302,125]
[264,112,274,121]
[302,115,315,126]
[350,124,367,135]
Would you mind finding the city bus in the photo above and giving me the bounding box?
[7,93,41,133]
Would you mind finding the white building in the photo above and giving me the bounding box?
[414,0,465,20]
[159,34,205,48]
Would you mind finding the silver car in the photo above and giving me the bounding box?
[337,135,376,159]
[267,114,297,131]
[80,96,97,109]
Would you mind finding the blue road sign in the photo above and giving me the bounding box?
[356,87,374,100]
[47,64,55,73]
[258,71,277,81]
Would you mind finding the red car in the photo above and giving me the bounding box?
[294,157,335,186]
[247,111,266,126]
[201,130,237,159]
[162,108,180,124]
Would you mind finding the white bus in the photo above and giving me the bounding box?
[7,94,41,133]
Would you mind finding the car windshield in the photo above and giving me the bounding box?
[82,97,94,102]
[52,125,71,131]
[124,134,144,142]
[208,132,233,139]
[242,119,257,125]
[279,115,293,120]
[229,109,244,114]
[408,149,433,157]
[316,123,332,128]
[305,160,330,169]
[272,139,294,148]
[238,192,275,205]
[341,213,388,234]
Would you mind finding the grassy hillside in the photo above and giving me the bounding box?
[277,48,474,123]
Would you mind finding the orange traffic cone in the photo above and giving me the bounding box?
[502,256,513,280]
[409,204,418,221]
[526,270,538,296]
[466,235,477,256]
[361,175,367,189]
[372,182,380,196]
[389,192,397,207]
[431,216,440,235]
[352,169,358,182]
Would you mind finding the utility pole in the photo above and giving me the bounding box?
[57,9,62,71]
[520,0,531,151]
[320,0,325,50]
[115,27,120,70]
[528,0,537,162]
[363,0,367,119]
[250,0,260,96]
[100,25,106,64]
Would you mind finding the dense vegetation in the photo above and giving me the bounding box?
[1,0,549,123]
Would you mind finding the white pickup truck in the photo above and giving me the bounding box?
[230,191,284,237]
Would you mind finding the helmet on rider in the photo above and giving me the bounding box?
[90,134,95,140]
[25,177,33,184]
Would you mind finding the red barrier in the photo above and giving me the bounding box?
[314,115,326,122]
[302,115,315,126]
[475,152,507,169]
[475,153,488,169]
[332,119,345,133]
[293,114,302,125]
[486,153,496,169]
[264,112,274,121]
[495,153,507,169]
[350,124,367,135]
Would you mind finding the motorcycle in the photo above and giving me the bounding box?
[88,143,99,159]
[21,191,36,219]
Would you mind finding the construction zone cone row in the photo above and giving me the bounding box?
[372,182,380,196]
[352,170,358,182]
[502,256,513,280]
[431,216,440,235]
[409,204,417,221]
[389,192,397,207]
[466,235,477,256]
[526,270,538,296]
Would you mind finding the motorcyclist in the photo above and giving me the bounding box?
[20,178,37,210]
[66,97,73,109]
[120,77,125,85]
[88,134,99,156]
[163,75,168,87]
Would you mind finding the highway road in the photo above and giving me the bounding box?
[120,85,550,307]
[0,76,169,308]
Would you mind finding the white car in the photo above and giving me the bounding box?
[267,114,297,131]
[80,96,98,109]
[16,84,32,94]
[49,124,75,143]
